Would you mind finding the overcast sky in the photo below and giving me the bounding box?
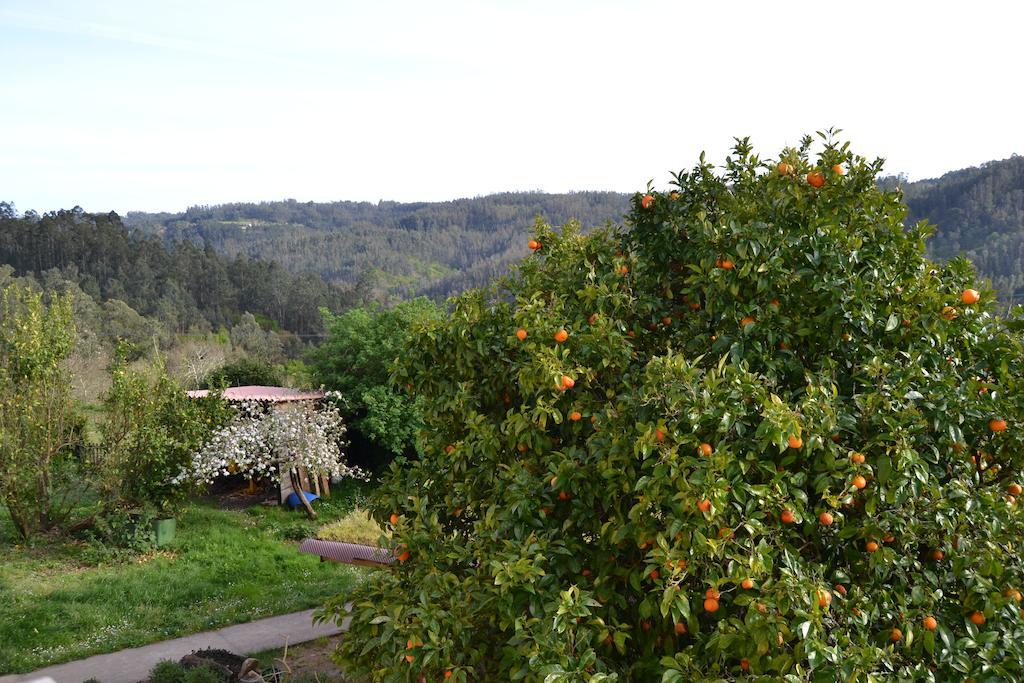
[2,0,1022,214]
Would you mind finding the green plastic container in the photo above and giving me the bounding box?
[153,517,177,546]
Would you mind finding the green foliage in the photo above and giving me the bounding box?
[102,352,235,513]
[84,506,158,559]
[327,134,1024,681]
[0,283,84,539]
[0,498,363,673]
[308,298,442,463]
[149,660,186,683]
[181,666,223,683]
[204,357,283,388]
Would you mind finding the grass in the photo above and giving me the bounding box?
[316,508,387,546]
[0,481,371,674]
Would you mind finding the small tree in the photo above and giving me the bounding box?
[308,298,442,465]
[178,401,361,517]
[0,283,82,539]
[102,351,235,515]
[327,135,1024,680]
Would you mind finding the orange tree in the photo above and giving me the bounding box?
[323,134,1024,681]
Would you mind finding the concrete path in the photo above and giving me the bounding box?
[0,608,350,683]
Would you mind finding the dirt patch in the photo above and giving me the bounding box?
[263,636,353,682]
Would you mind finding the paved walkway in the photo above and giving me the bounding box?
[0,608,351,683]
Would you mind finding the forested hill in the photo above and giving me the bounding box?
[125,192,630,299]
[900,154,1024,300]
[0,203,355,337]
[123,160,1024,302]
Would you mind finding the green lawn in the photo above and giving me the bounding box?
[0,484,369,674]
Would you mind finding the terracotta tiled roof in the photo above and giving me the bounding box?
[186,386,325,402]
[298,538,394,566]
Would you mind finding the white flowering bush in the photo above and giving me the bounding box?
[178,401,363,486]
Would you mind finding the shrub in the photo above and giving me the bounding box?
[149,660,186,683]
[307,298,443,467]
[181,666,223,683]
[325,134,1024,680]
[102,351,235,514]
[0,283,85,539]
[204,358,283,389]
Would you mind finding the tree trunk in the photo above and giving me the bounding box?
[290,468,317,519]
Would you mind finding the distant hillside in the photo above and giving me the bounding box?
[900,154,1024,300]
[125,192,630,299]
[123,159,1024,302]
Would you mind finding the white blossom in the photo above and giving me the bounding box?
[177,401,366,485]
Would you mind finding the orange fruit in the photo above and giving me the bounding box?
[780,509,795,524]
[405,655,414,663]
[834,584,847,596]
[558,375,575,391]
[1012,484,1024,498]
[832,164,845,176]
[852,475,867,490]
[569,411,582,422]
[931,549,944,561]
[582,568,591,577]
[941,306,958,321]
[1004,589,1022,602]
[720,259,735,270]
[777,162,795,175]
[390,513,399,525]
[699,442,713,456]
[990,418,1008,432]
[558,491,571,501]
[741,578,754,590]
[619,264,630,275]
[807,171,825,188]
[588,312,598,324]
[697,499,712,513]
[866,540,879,553]
[970,611,986,625]
[670,191,680,200]
[883,534,895,543]
[890,627,903,642]
[674,621,687,634]
[851,452,865,464]
[740,316,755,327]
[706,587,720,599]
[779,341,790,349]
[655,428,665,443]
[554,329,569,343]
[788,435,803,449]
[703,597,720,613]
[818,589,832,608]
[923,616,937,631]
[527,238,541,251]
[398,550,410,562]
[961,289,980,305]
[818,511,834,526]
[641,194,654,209]
[740,658,750,671]
[516,328,527,341]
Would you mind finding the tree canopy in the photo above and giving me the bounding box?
[326,134,1024,681]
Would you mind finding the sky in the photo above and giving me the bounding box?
[2,0,1022,215]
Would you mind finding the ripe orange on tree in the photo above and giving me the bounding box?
[516,328,527,341]
[851,452,865,464]
[890,628,903,642]
[641,194,654,209]
[818,511,834,526]
[970,611,986,625]
[990,418,1007,432]
[962,288,980,304]
[866,540,880,553]
[703,597,720,613]
[569,411,582,422]
[698,442,713,456]
[852,475,867,490]
[1009,483,1022,496]
[554,329,569,343]
[777,161,795,175]
[741,578,754,589]
[807,171,825,188]
[787,435,802,449]
[832,164,845,175]
[740,316,755,327]
[390,513,399,525]
[924,616,937,631]
[528,238,542,251]
[780,509,795,524]
[655,428,665,443]
[697,498,711,513]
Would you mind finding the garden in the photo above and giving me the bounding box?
[5,132,1024,682]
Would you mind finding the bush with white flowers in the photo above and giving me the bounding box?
[178,401,363,486]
